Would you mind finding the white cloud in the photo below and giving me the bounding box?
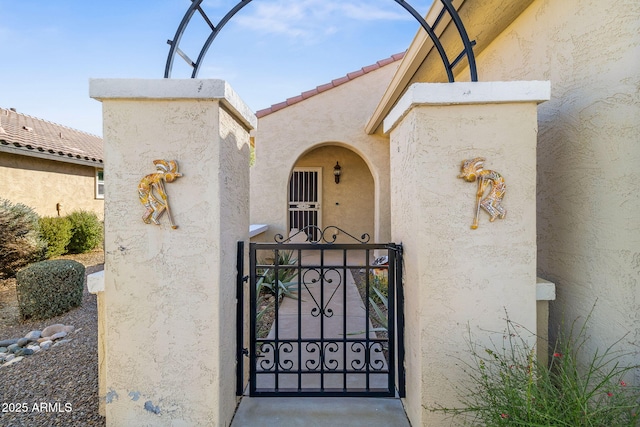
[202,0,228,9]
[231,0,411,41]
[339,2,410,21]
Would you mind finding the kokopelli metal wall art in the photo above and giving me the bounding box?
[138,160,182,229]
[458,157,506,229]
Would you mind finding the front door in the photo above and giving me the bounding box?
[288,168,322,241]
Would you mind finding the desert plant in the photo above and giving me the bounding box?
[15,259,85,320]
[433,309,640,426]
[66,210,103,254]
[255,250,299,335]
[368,282,389,331]
[0,198,46,278]
[39,216,73,258]
[347,271,389,337]
[256,250,299,300]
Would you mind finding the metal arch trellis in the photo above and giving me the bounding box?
[165,0,478,82]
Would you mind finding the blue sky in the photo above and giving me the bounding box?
[0,0,431,136]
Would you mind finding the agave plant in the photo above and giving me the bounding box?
[348,272,389,336]
[369,283,388,331]
[255,250,299,324]
[256,250,298,298]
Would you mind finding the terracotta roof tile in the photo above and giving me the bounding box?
[301,89,319,99]
[361,64,379,73]
[377,57,395,67]
[316,82,335,93]
[0,108,103,165]
[347,69,365,79]
[256,51,405,118]
[286,95,304,105]
[331,76,350,86]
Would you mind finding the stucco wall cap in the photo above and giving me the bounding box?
[249,224,268,238]
[87,270,104,294]
[536,277,556,301]
[383,81,551,134]
[89,78,257,130]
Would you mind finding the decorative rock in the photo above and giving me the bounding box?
[2,356,24,367]
[50,331,67,341]
[27,345,41,353]
[41,324,66,338]
[24,330,42,341]
[0,323,77,364]
[14,348,34,356]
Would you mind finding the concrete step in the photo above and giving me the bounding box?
[231,397,411,427]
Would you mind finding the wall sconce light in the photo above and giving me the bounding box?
[56,202,63,217]
[333,161,342,184]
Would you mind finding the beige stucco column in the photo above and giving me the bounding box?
[90,79,255,426]
[384,81,550,426]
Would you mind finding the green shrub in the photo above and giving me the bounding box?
[15,259,85,320]
[433,310,640,426]
[66,210,103,254]
[39,216,73,258]
[0,198,46,278]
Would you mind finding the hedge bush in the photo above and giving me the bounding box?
[0,198,46,278]
[39,216,73,258]
[66,210,103,254]
[15,259,85,320]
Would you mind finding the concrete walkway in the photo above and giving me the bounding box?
[231,250,410,426]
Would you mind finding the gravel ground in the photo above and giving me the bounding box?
[0,251,105,427]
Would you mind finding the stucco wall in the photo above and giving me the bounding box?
[0,152,103,219]
[91,79,253,426]
[251,61,398,243]
[385,82,547,425]
[293,145,374,242]
[473,0,640,383]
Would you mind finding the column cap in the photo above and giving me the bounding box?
[90,79,257,130]
[87,270,104,294]
[383,81,550,134]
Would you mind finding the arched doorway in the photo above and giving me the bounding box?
[288,145,374,243]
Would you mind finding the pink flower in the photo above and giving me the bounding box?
[607,392,613,397]
[500,413,509,419]
[553,352,562,358]
[620,380,627,387]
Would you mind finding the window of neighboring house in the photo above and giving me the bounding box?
[96,169,104,199]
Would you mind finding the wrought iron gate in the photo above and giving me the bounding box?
[237,226,405,397]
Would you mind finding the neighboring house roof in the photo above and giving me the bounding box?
[256,52,406,118]
[0,107,103,167]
